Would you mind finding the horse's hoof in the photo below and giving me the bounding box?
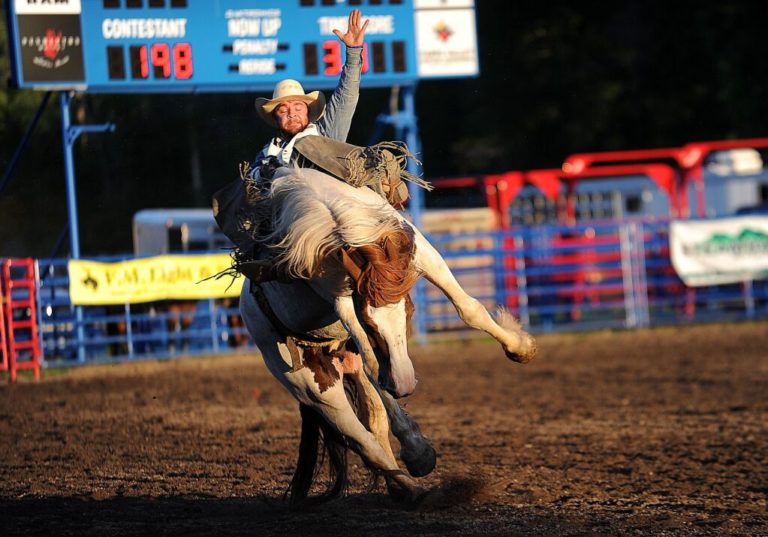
[387,482,429,507]
[401,442,437,477]
[406,486,430,508]
[505,351,534,363]
[505,339,537,363]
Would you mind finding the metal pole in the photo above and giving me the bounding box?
[744,280,755,319]
[619,223,637,328]
[125,303,134,358]
[402,85,423,229]
[60,92,81,259]
[209,298,220,352]
[513,233,530,328]
[59,92,86,363]
[632,222,651,327]
[33,259,46,369]
[401,85,428,344]
[58,93,115,363]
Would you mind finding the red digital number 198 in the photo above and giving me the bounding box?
[127,43,193,80]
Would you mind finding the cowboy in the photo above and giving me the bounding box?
[212,9,427,282]
[252,9,368,177]
[219,9,367,282]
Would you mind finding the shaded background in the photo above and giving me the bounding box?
[1,1,766,256]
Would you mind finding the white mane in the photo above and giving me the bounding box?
[266,168,404,278]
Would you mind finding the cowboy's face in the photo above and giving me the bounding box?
[274,100,309,136]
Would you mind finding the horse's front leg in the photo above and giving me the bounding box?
[411,230,537,363]
[334,295,380,378]
[334,296,418,397]
[378,388,437,477]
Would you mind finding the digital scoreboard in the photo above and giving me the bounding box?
[5,0,479,93]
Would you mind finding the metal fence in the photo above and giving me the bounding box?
[35,257,253,365]
[23,218,768,368]
[425,218,768,336]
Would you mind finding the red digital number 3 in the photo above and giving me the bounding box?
[323,40,342,76]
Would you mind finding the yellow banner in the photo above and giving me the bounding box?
[68,254,244,305]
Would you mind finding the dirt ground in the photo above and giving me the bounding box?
[1,321,767,536]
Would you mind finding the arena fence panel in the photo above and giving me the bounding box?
[34,256,253,368]
[4,218,767,370]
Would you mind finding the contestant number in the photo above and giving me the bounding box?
[107,43,193,81]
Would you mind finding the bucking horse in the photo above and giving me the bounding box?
[219,166,537,507]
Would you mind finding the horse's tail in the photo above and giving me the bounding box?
[285,403,348,509]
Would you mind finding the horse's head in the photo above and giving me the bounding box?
[363,298,417,398]
[348,224,418,398]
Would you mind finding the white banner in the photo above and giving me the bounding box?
[669,216,768,286]
[15,0,81,15]
[415,9,479,78]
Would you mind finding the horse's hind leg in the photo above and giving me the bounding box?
[240,290,424,501]
[341,351,397,465]
[412,231,537,362]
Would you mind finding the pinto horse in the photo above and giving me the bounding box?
[237,167,537,506]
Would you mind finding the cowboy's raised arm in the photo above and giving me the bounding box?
[318,9,369,142]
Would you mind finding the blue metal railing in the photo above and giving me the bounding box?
[10,218,768,368]
[35,257,252,366]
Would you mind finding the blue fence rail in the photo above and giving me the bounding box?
[16,218,768,368]
[35,257,253,365]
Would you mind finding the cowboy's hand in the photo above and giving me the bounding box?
[333,9,369,47]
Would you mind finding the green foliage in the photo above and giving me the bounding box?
[1,0,767,256]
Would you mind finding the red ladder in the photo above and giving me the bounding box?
[1,258,41,383]
[0,277,7,374]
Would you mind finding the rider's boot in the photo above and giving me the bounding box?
[237,257,291,283]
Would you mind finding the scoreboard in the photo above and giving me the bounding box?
[5,0,479,93]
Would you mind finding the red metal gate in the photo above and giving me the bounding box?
[1,258,41,382]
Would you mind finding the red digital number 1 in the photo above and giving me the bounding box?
[150,43,171,78]
[361,43,369,74]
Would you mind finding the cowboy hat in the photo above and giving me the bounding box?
[254,79,326,129]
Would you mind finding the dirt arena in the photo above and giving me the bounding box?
[1,321,767,536]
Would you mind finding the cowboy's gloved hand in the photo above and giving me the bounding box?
[259,156,281,180]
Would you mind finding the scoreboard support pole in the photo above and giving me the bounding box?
[370,84,428,344]
[59,92,115,362]
[369,84,424,226]
[400,86,428,345]
[59,92,116,259]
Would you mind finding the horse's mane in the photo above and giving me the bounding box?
[266,168,406,280]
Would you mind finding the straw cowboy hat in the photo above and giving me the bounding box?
[255,79,326,128]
